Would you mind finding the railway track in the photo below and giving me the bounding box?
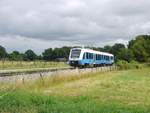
[0,66,117,83]
[0,67,74,77]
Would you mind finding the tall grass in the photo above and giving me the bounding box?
[0,61,68,70]
[1,90,149,113]
[11,69,102,91]
[1,68,150,113]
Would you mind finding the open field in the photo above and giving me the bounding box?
[0,61,69,70]
[0,68,150,113]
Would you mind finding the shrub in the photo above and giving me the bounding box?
[116,60,130,70]
[116,60,142,70]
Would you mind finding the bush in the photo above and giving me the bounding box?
[130,60,142,69]
[116,60,129,70]
[116,60,142,70]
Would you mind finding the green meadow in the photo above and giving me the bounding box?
[0,67,150,113]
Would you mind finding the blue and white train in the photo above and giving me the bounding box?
[68,48,114,67]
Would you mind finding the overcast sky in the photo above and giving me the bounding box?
[0,0,150,54]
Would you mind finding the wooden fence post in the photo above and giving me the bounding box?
[40,73,44,85]
[22,77,25,84]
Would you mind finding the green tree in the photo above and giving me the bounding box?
[110,43,125,61]
[103,45,112,53]
[42,48,53,61]
[128,35,150,62]
[24,49,37,61]
[61,46,71,59]
[117,48,134,62]
[36,55,42,60]
[53,48,63,59]
[53,47,71,59]
[9,51,23,61]
[0,45,7,60]
[111,43,125,55]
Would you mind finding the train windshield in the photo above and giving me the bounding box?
[71,49,81,58]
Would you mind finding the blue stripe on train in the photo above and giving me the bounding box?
[78,59,113,65]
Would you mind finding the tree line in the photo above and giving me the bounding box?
[0,35,150,62]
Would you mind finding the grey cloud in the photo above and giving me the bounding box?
[0,0,150,51]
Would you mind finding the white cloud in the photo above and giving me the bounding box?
[0,0,150,53]
[0,35,76,54]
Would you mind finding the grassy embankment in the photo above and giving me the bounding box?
[0,61,69,70]
[0,61,69,73]
[0,64,150,113]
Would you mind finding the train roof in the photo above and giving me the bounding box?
[71,48,114,56]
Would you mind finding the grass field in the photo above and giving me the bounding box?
[0,68,150,113]
[0,61,69,70]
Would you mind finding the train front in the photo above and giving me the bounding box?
[68,48,82,67]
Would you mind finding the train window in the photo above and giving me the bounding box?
[107,56,109,60]
[85,53,96,59]
[104,56,106,60]
[108,56,110,61]
[100,55,102,60]
[107,56,109,61]
[83,53,86,59]
[91,53,93,59]
[71,49,81,58]
[89,53,91,59]
[87,53,93,59]
[97,54,99,60]
[98,55,100,60]
[86,53,88,59]
[111,56,114,60]
[87,52,91,59]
